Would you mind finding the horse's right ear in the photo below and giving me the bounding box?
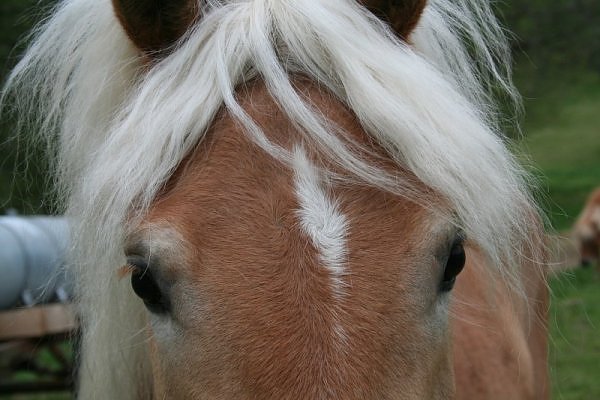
[112,0,200,55]
[360,0,428,40]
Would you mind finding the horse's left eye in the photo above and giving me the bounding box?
[440,239,466,292]
[128,258,170,314]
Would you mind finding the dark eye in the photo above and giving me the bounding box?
[128,257,170,314]
[440,237,466,292]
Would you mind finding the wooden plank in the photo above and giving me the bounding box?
[0,304,76,340]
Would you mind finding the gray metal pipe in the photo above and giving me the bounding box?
[0,215,71,310]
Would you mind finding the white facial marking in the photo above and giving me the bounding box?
[292,147,349,299]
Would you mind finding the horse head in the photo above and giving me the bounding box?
[3,0,549,398]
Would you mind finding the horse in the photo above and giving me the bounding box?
[572,187,600,267]
[2,0,549,398]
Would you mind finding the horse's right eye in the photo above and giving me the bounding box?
[128,258,170,314]
[440,237,466,292]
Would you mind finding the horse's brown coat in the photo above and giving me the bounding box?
[113,1,549,398]
[134,79,549,399]
[452,249,549,399]
[142,80,447,399]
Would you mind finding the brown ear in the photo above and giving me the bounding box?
[360,0,427,39]
[112,0,200,54]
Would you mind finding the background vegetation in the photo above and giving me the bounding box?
[1,0,53,215]
[1,1,599,399]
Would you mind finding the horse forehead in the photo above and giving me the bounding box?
[134,81,451,396]
[137,79,443,324]
[146,79,434,243]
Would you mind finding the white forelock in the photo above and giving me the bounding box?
[2,0,542,398]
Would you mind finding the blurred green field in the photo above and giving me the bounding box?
[516,69,600,399]
[517,71,600,231]
[550,268,600,400]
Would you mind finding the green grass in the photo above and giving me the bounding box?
[515,68,600,399]
[517,71,600,231]
[549,268,600,400]
[1,0,55,215]
[0,341,73,400]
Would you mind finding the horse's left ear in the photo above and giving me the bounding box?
[360,0,427,39]
[112,0,200,55]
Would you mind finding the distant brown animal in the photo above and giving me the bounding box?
[572,187,600,267]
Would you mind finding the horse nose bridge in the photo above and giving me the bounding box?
[211,243,385,398]
[229,314,380,399]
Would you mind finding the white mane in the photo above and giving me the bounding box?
[2,0,542,397]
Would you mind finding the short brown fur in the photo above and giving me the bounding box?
[131,79,550,399]
[113,1,549,398]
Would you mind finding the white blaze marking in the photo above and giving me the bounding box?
[292,147,349,299]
